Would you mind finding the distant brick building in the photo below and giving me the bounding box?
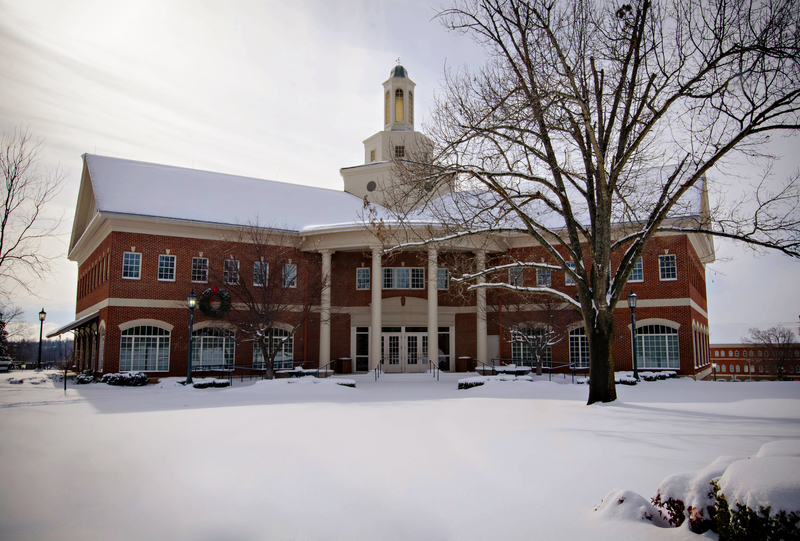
[50,64,716,379]
[709,344,800,380]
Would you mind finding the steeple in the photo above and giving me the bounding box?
[383,62,416,132]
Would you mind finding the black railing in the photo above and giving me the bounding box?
[374,358,382,381]
[190,360,307,384]
[428,359,440,380]
[314,360,336,379]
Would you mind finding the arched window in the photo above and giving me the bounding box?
[395,89,404,122]
[409,91,414,124]
[119,325,170,372]
[635,324,679,369]
[511,327,551,367]
[192,328,235,368]
[569,327,589,368]
[253,328,294,370]
[98,325,105,373]
[385,91,390,125]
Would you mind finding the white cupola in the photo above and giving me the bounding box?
[383,64,416,132]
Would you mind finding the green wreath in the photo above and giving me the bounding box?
[199,287,232,318]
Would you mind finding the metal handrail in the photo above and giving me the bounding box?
[374,358,382,381]
[428,359,440,380]
[314,360,336,379]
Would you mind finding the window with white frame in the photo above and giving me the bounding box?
[437,268,449,290]
[735,350,739,357]
[715,350,719,357]
[565,261,576,286]
[512,327,552,367]
[659,255,677,280]
[569,327,590,368]
[356,268,370,290]
[224,260,239,284]
[282,264,297,288]
[192,257,208,283]
[122,252,141,279]
[629,257,643,282]
[254,262,268,287]
[381,267,425,289]
[253,328,294,370]
[721,364,726,372]
[537,268,552,287]
[192,327,234,368]
[158,255,176,281]
[395,145,405,158]
[119,325,169,371]
[509,267,523,287]
[636,324,680,369]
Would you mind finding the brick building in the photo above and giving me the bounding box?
[49,64,716,380]
[709,344,800,380]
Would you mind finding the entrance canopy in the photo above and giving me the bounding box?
[46,311,99,338]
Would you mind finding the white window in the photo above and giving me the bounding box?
[356,268,370,290]
[253,328,294,370]
[437,268,449,290]
[569,328,590,368]
[629,257,643,282]
[735,365,740,372]
[381,268,425,289]
[565,261,576,286]
[714,350,719,357]
[119,325,169,371]
[192,328,234,368]
[122,252,141,279]
[659,255,677,281]
[729,365,734,372]
[635,324,680,369]
[254,262,268,287]
[537,268,551,287]
[158,255,176,281]
[192,257,208,283]
[735,350,739,357]
[512,327,551,367]
[759,365,764,373]
[759,350,763,357]
[282,264,297,288]
[509,267,523,287]
[721,364,726,372]
[224,260,239,284]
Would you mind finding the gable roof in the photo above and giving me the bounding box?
[75,153,368,235]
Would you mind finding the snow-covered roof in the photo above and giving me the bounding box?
[84,154,368,232]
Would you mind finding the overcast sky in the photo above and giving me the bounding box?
[0,0,797,343]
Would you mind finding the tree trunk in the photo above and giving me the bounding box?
[536,354,543,376]
[587,316,617,405]
[259,335,275,380]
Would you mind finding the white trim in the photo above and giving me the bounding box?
[192,320,237,332]
[119,319,174,332]
[158,254,176,282]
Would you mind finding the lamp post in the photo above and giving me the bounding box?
[186,290,197,385]
[627,291,639,381]
[37,308,46,371]
[712,360,717,381]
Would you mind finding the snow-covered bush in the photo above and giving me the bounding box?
[75,369,95,384]
[100,372,149,386]
[594,489,669,527]
[192,378,230,389]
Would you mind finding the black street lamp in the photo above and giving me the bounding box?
[186,290,197,385]
[37,308,46,371]
[712,360,717,381]
[627,291,639,382]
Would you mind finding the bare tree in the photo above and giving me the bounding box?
[0,129,65,297]
[208,221,325,379]
[377,0,800,403]
[744,326,797,380]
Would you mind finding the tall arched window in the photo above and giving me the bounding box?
[253,328,294,370]
[98,325,105,373]
[192,328,235,368]
[636,324,680,369]
[385,91,390,125]
[395,89,404,122]
[409,91,414,124]
[569,328,590,368]
[119,325,170,372]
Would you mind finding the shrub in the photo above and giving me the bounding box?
[192,379,230,389]
[712,479,800,540]
[458,380,485,390]
[100,372,149,387]
[75,369,95,384]
[336,382,356,388]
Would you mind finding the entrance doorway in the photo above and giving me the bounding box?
[381,327,428,373]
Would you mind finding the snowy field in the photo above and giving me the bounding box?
[0,371,798,541]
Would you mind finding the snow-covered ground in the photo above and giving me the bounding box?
[0,371,798,540]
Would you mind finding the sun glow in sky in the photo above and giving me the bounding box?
[0,0,797,342]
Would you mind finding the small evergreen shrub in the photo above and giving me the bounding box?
[712,480,800,541]
[75,369,96,384]
[336,382,356,388]
[192,379,230,389]
[100,372,149,386]
[458,380,485,390]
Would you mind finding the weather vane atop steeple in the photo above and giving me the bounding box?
[396,57,402,65]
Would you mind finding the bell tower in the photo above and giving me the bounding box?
[341,63,434,204]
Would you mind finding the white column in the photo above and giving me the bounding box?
[427,246,438,369]
[319,250,332,369]
[370,247,382,370]
[476,250,487,364]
